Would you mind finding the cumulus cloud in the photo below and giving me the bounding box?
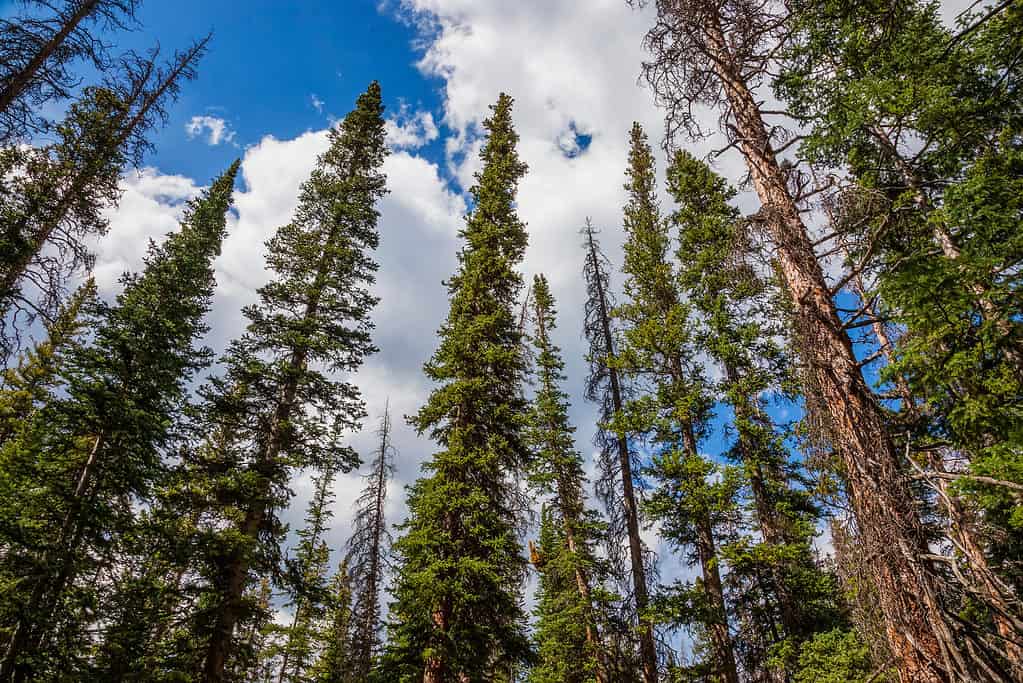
[184,115,236,146]
[384,106,440,150]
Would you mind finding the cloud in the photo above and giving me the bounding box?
[310,93,325,113]
[384,106,440,150]
[184,115,236,146]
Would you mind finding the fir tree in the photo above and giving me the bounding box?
[194,82,386,682]
[614,123,737,683]
[667,149,846,677]
[0,0,140,141]
[381,93,532,682]
[344,403,396,679]
[580,219,651,682]
[637,0,965,676]
[526,274,608,683]
[0,160,239,681]
[310,561,356,683]
[277,468,337,683]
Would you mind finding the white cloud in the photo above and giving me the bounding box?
[384,106,440,150]
[184,115,236,146]
[310,94,325,113]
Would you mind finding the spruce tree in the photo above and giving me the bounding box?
[636,0,965,676]
[194,82,386,682]
[667,149,846,677]
[310,561,356,683]
[344,403,396,679]
[381,94,532,682]
[0,0,140,141]
[526,274,607,683]
[0,160,239,681]
[614,123,738,683]
[580,219,651,682]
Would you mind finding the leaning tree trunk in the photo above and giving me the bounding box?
[702,17,957,682]
[586,237,659,683]
[0,0,101,119]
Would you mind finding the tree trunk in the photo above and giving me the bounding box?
[586,237,658,683]
[0,0,101,118]
[702,17,953,682]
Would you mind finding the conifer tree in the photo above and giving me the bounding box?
[194,82,386,682]
[381,93,532,682]
[635,1,969,677]
[526,274,607,683]
[310,561,356,683]
[580,219,654,683]
[0,37,209,344]
[614,123,737,683]
[0,0,140,141]
[0,160,239,681]
[277,468,337,683]
[667,149,845,677]
[344,403,396,679]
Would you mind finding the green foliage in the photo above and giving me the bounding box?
[794,628,887,683]
[382,93,533,681]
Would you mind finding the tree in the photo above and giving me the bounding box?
[381,93,532,682]
[635,1,970,677]
[612,123,737,683]
[0,0,140,141]
[277,468,337,683]
[526,274,608,683]
[344,402,396,680]
[194,82,386,682]
[580,219,654,683]
[0,36,210,350]
[310,561,356,683]
[0,160,239,681]
[667,149,846,677]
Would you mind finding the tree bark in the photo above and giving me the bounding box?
[585,232,659,683]
[701,17,953,682]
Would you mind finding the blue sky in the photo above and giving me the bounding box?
[102,0,444,180]
[12,0,966,650]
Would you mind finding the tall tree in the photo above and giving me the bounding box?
[310,561,356,683]
[277,468,337,683]
[344,402,396,680]
[0,0,140,141]
[635,1,973,677]
[0,160,239,681]
[526,274,607,683]
[580,219,655,683]
[667,149,846,677]
[195,81,386,682]
[779,2,1023,672]
[613,123,737,683]
[381,93,532,682]
[0,36,209,345]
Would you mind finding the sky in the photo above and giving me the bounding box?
[12,0,972,642]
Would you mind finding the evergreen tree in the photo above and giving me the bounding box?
[381,93,532,682]
[309,561,356,683]
[614,123,737,683]
[278,468,337,683]
[779,2,1023,672]
[526,274,608,683]
[344,403,396,679]
[0,160,239,681]
[194,82,386,682]
[636,0,966,677]
[667,149,846,677]
[0,37,209,348]
[0,0,140,141]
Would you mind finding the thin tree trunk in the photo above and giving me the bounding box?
[585,232,658,683]
[701,17,954,681]
[0,0,100,116]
